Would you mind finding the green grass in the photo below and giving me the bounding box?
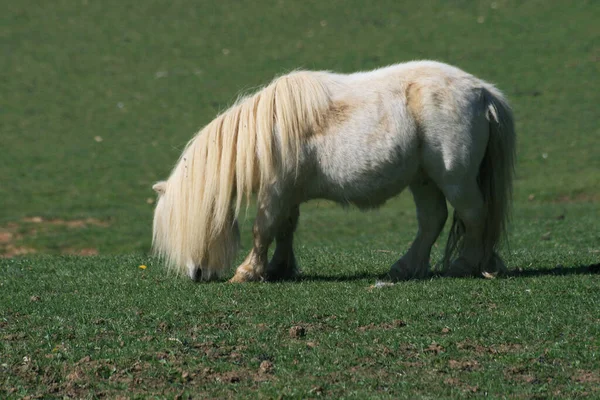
[1,0,599,398]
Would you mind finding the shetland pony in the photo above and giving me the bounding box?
[152,61,515,282]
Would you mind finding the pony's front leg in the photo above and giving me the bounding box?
[390,178,447,281]
[266,205,300,281]
[229,203,281,283]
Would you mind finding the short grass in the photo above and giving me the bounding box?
[1,0,599,398]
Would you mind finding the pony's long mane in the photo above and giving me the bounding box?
[152,71,332,278]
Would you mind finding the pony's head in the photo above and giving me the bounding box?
[151,69,332,281]
[151,174,240,281]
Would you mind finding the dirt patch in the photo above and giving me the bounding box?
[189,341,249,362]
[2,332,27,341]
[443,377,479,393]
[0,231,13,244]
[22,217,110,228]
[1,244,37,258]
[61,248,99,256]
[207,366,273,385]
[213,371,243,384]
[424,342,445,354]
[289,325,306,338]
[3,349,277,399]
[505,366,539,384]
[573,370,600,384]
[494,343,524,353]
[553,193,600,204]
[456,340,523,355]
[0,217,110,257]
[341,364,396,384]
[258,360,274,374]
[448,359,481,372]
[399,361,425,368]
[357,320,407,332]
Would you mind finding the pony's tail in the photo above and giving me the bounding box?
[443,86,516,274]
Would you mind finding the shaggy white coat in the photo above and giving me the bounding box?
[152,61,516,282]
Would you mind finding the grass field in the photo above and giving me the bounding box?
[1,0,599,398]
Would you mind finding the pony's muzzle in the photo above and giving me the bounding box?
[189,267,203,282]
[187,261,202,281]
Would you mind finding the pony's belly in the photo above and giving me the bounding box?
[308,161,418,209]
[303,94,420,208]
[348,182,409,209]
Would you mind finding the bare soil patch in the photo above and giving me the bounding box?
[357,320,407,332]
[0,217,110,257]
[553,193,600,203]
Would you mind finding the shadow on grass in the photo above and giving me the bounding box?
[508,263,600,278]
[297,271,390,282]
[294,263,600,282]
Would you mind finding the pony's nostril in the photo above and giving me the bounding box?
[190,268,202,282]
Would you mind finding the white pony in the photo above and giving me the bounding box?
[152,61,515,282]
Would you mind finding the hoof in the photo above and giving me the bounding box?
[265,255,299,281]
[265,260,299,281]
[482,254,508,278]
[265,268,300,281]
[229,272,253,283]
[228,274,245,283]
[389,260,429,281]
[445,257,477,277]
[229,265,263,283]
[389,265,412,282]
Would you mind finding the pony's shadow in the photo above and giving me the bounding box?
[295,263,600,282]
[297,271,390,282]
[506,262,600,278]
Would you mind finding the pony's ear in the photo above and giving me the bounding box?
[152,181,167,195]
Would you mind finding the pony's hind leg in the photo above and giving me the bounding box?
[266,205,300,281]
[389,177,447,281]
[441,179,489,277]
